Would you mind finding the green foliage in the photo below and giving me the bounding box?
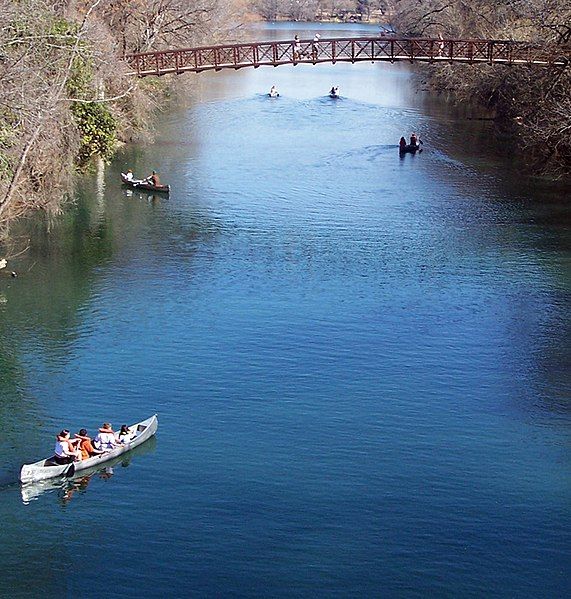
[46,17,79,38]
[67,57,95,100]
[71,101,117,165]
[67,58,118,166]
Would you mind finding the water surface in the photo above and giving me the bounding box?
[0,21,569,598]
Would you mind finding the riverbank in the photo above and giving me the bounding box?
[390,0,571,182]
[0,0,246,238]
[1,28,569,592]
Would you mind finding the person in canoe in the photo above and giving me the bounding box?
[124,169,134,181]
[117,424,134,444]
[75,428,104,460]
[144,170,161,187]
[94,423,120,451]
[399,137,407,151]
[330,86,339,98]
[54,430,82,464]
[269,85,279,98]
[410,132,423,148]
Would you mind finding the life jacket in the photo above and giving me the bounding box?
[75,434,95,459]
[94,428,116,450]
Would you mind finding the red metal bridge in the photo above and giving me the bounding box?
[125,36,569,77]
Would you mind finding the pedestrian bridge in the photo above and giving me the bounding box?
[125,36,569,77]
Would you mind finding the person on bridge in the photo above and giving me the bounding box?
[438,33,445,57]
[293,35,301,60]
[312,33,321,60]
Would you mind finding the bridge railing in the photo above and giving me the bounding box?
[125,37,567,77]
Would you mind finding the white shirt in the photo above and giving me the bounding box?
[118,432,132,444]
[55,439,68,457]
[94,431,117,450]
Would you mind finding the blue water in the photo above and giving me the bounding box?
[0,22,569,597]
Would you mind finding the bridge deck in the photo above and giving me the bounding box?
[125,37,569,77]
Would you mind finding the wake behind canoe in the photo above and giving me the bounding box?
[20,414,158,485]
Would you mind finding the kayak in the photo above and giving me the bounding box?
[121,173,170,193]
[20,414,158,484]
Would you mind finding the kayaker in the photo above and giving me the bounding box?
[75,428,104,460]
[410,132,418,146]
[399,137,407,151]
[94,423,119,451]
[269,85,279,97]
[54,430,82,464]
[124,169,134,181]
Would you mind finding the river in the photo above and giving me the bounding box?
[0,22,569,597]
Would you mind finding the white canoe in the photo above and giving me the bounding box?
[20,414,158,484]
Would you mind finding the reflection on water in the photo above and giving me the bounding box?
[0,20,570,598]
[20,437,157,505]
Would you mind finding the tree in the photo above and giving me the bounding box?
[391,0,571,178]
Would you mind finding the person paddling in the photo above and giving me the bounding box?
[399,137,407,151]
[94,423,119,451]
[54,430,82,464]
[145,170,160,186]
